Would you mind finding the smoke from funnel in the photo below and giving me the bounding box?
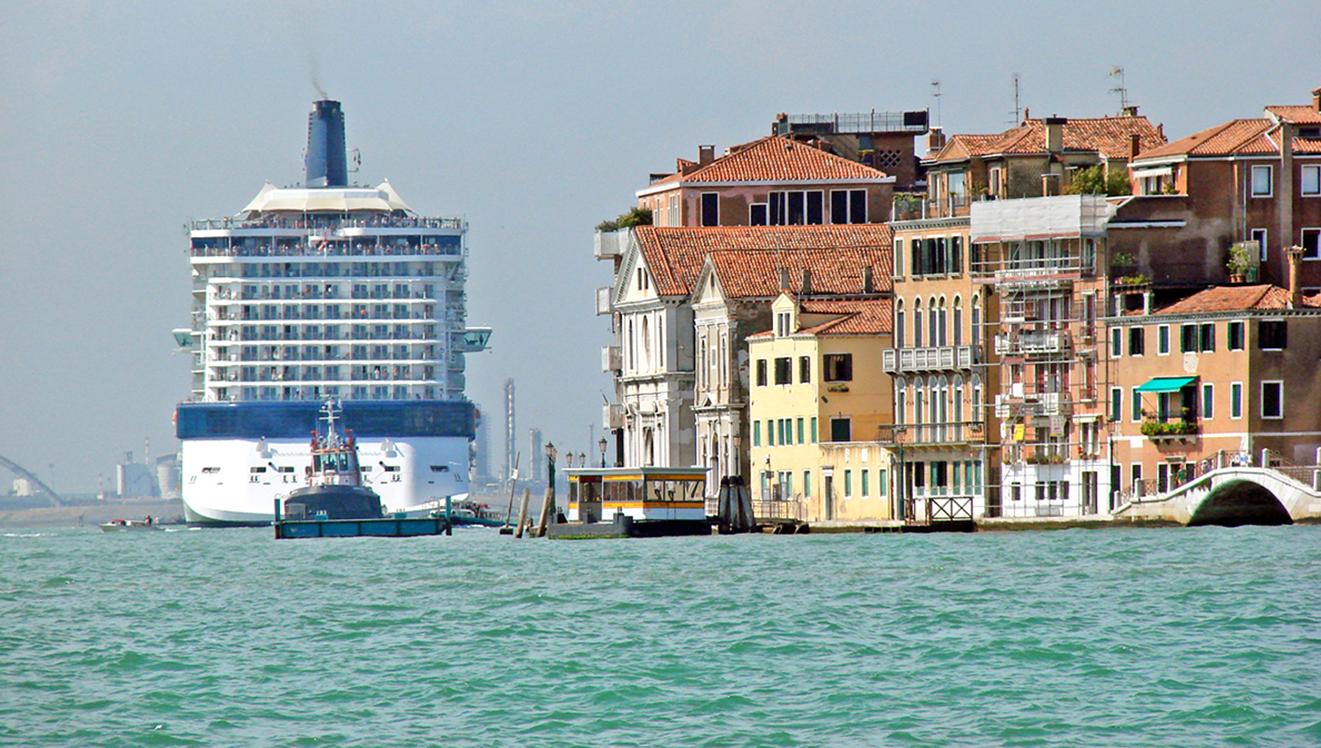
[305,100,347,187]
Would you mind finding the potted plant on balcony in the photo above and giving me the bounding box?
[1227,243,1251,284]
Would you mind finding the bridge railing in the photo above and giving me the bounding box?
[1115,449,1321,516]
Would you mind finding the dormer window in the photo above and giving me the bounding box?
[775,311,792,337]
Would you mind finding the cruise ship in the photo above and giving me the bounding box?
[174,100,489,525]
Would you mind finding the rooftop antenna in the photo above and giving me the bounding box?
[1009,72,1022,124]
[930,80,942,128]
[1108,66,1129,113]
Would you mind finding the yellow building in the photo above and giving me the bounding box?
[747,293,895,521]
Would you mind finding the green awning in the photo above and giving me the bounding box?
[1135,376,1197,393]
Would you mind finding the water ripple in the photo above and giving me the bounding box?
[1,525,1319,746]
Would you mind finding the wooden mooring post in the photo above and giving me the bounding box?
[716,476,755,534]
[535,484,554,538]
[514,488,532,538]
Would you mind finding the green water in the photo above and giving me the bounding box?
[3,525,1320,747]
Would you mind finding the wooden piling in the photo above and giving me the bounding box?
[503,451,520,529]
[514,488,531,538]
[535,485,554,537]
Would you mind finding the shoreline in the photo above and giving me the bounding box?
[0,499,185,529]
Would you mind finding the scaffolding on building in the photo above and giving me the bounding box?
[967,196,1116,517]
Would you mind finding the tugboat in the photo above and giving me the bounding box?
[281,400,383,521]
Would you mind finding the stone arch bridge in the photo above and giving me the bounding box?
[1117,457,1321,526]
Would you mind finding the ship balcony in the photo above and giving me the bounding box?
[594,230,625,261]
[602,345,622,373]
[596,287,613,316]
[881,345,977,374]
[994,330,1071,357]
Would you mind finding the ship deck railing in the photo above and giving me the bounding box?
[190,244,463,259]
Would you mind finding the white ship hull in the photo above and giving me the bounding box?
[181,435,469,525]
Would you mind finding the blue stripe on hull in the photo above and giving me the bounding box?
[176,400,476,440]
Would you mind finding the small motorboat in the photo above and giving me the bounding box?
[99,518,164,532]
[431,500,506,527]
[281,400,383,521]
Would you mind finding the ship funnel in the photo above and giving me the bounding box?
[305,99,348,187]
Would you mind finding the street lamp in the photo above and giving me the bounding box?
[546,440,557,492]
[578,452,587,468]
[598,437,608,468]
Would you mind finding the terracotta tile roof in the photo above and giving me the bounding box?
[748,298,893,338]
[1152,285,1321,315]
[707,245,892,299]
[1137,116,1321,160]
[677,136,889,183]
[1266,105,1321,124]
[939,134,1001,159]
[635,224,894,297]
[800,298,892,335]
[633,226,714,297]
[1136,119,1267,159]
[930,116,1164,162]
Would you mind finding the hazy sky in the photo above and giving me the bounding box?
[1,0,1317,493]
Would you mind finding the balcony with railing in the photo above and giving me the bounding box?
[882,345,977,374]
[994,330,1071,357]
[1140,409,1200,443]
[877,421,987,448]
[994,390,1073,418]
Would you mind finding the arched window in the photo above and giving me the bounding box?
[953,296,963,348]
[913,384,924,441]
[971,374,983,411]
[698,333,707,390]
[896,299,906,349]
[935,375,947,441]
[718,332,727,388]
[641,315,651,372]
[896,377,907,426]
[928,297,938,349]
[627,319,635,371]
[971,295,981,340]
[913,298,923,348]
[953,375,965,426]
[938,296,948,347]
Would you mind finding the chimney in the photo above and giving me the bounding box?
[1286,246,1305,308]
[778,267,790,291]
[801,268,812,295]
[1313,86,1321,113]
[926,126,946,156]
[1041,173,1061,197]
[862,266,874,294]
[305,100,348,187]
[698,145,715,165]
[1122,105,1139,117]
[1142,291,1152,315]
[1129,133,1142,160]
[1044,116,1067,154]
